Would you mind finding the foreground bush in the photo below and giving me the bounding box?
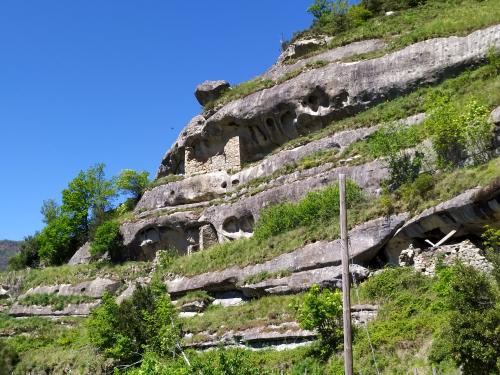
[88,280,181,366]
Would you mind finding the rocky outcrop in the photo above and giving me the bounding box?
[24,278,121,298]
[399,240,493,276]
[184,321,316,350]
[120,211,203,260]
[158,25,500,177]
[202,160,389,241]
[241,264,369,297]
[264,39,387,81]
[385,181,500,263]
[9,302,100,317]
[195,80,230,106]
[68,242,92,265]
[166,214,406,297]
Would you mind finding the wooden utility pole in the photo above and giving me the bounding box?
[339,174,353,375]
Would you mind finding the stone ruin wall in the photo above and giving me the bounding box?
[185,136,241,176]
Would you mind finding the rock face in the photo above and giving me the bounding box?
[265,39,387,81]
[195,80,230,106]
[9,302,100,317]
[157,25,500,178]
[399,240,493,276]
[68,242,92,265]
[385,182,500,263]
[24,278,121,298]
[166,214,406,297]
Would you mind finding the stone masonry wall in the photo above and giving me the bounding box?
[185,136,241,176]
[399,240,493,276]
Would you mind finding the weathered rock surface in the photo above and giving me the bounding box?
[184,321,316,350]
[385,182,500,263]
[25,278,121,298]
[68,242,92,265]
[158,25,500,177]
[399,240,493,276]
[277,36,333,62]
[9,302,100,317]
[166,214,406,296]
[120,211,202,260]
[195,80,230,106]
[201,160,390,241]
[241,264,369,297]
[264,39,386,81]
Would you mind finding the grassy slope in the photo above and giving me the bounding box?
[205,0,500,109]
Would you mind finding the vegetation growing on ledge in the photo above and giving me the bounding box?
[287,0,500,63]
[19,293,95,310]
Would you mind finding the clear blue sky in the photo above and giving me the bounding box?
[0,1,323,240]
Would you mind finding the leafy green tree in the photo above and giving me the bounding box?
[8,233,40,270]
[61,163,116,240]
[40,199,60,225]
[296,284,343,357]
[0,340,18,375]
[90,221,122,258]
[115,169,150,201]
[88,279,181,366]
[307,0,332,19]
[37,214,77,265]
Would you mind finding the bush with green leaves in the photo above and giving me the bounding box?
[90,221,122,258]
[0,340,18,375]
[482,225,500,285]
[116,169,150,201]
[361,0,426,14]
[8,234,40,270]
[88,280,181,366]
[430,263,500,374]
[425,96,493,168]
[254,181,362,240]
[295,284,343,357]
[308,0,349,34]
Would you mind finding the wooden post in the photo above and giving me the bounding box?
[339,174,353,375]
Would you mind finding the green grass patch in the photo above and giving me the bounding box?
[241,269,293,285]
[289,0,500,63]
[19,293,96,310]
[0,261,151,293]
[147,174,184,190]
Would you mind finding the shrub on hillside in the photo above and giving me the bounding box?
[482,225,500,285]
[425,96,493,169]
[430,263,500,374]
[90,221,122,258]
[115,169,150,201]
[253,181,362,240]
[295,285,343,357]
[8,234,40,270]
[88,280,181,366]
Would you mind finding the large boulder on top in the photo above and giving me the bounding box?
[195,80,230,106]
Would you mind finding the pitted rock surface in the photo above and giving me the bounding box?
[166,214,406,296]
[158,25,500,177]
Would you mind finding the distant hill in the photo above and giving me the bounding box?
[0,240,21,271]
